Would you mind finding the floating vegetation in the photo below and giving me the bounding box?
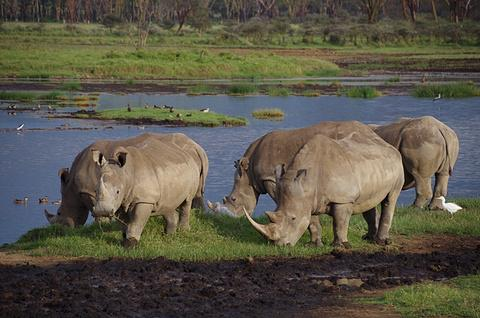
[252,108,285,120]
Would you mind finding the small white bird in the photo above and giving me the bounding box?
[16,123,24,131]
[437,196,462,215]
[200,107,210,113]
[433,93,441,101]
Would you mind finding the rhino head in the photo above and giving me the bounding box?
[245,165,311,246]
[44,168,90,227]
[91,148,128,217]
[212,157,259,217]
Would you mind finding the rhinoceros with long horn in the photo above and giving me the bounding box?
[45,133,208,234]
[245,130,404,248]
[209,121,382,246]
[371,116,459,210]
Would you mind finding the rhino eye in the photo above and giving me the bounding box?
[116,190,120,194]
[291,216,296,221]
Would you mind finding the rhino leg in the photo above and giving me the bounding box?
[164,210,179,234]
[429,173,449,210]
[124,203,152,246]
[375,191,399,245]
[178,199,192,231]
[412,172,433,208]
[308,216,323,247]
[331,203,353,249]
[361,208,378,241]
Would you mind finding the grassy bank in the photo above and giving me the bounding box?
[4,198,479,261]
[414,82,480,98]
[0,90,64,101]
[74,107,247,127]
[365,275,480,317]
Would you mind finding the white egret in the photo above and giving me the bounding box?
[437,196,462,215]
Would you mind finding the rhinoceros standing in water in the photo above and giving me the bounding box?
[45,133,208,245]
[209,121,383,246]
[245,131,404,247]
[372,116,459,210]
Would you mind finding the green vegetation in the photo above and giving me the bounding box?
[0,90,64,101]
[59,81,82,91]
[5,198,480,261]
[252,108,285,120]
[186,85,218,95]
[366,275,480,317]
[227,84,258,95]
[267,87,291,97]
[344,86,382,98]
[386,76,400,83]
[414,82,480,98]
[301,90,321,97]
[74,107,247,127]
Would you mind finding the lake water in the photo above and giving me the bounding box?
[1,94,479,244]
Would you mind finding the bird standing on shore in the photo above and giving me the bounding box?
[200,107,210,113]
[437,196,462,215]
[433,93,441,101]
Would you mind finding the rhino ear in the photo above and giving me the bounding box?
[274,164,286,183]
[58,168,70,185]
[92,149,106,167]
[265,211,281,223]
[239,157,249,171]
[114,147,128,167]
[294,169,307,183]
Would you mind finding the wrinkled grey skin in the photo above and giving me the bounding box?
[45,133,208,234]
[91,134,207,247]
[212,121,381,246]
[245,131,404,248]
[372,116,459,209]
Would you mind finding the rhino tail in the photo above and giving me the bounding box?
[194,144,209,211]
[438,125,460,175]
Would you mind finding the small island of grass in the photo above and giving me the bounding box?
[252,108,285,120]
[73,107,247,127]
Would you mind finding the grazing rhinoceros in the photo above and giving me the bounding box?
[371,116,459,210]
[209,121,382,246]
[45,133,208,233]
[245,131,404,248]
[91,133,208,247]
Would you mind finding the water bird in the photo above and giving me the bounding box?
[38,196,49,204]
[186,113,192,117]
[16,123,24,131]
[200,107,210,113]
[138,126,145,130]
[163,105,174,112]
[127,104,132,112]
[176,113,182,118]
[433,93,441,101]
[14,197,29,205]
[437,196,462,215]
[8,111,16,116]
[8,104,16,110]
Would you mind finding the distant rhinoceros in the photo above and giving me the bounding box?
[245,130,404,248]
[45,133,208,235]
[372,116,459,210]
[91,133,208,247]
[209,121,382,246]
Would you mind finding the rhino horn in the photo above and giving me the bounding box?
[243,207,274,241]
[44,209,57,224]
[207,200,215,210]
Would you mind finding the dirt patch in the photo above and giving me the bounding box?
[1,235,479,317]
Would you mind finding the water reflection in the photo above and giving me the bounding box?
[0,94,479,244]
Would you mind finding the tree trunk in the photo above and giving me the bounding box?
[431,0,438,22]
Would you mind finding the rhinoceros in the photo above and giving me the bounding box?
[372,116,459,209]
[91,133,208,247]
[245,130,404,248]
[45,133,208,234]
[209,121,382,246]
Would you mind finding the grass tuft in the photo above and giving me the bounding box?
[252,108,285,120]
[0,90,64,101]
[186,84,218,96]
[344,86,382,98]
[4,198,480,261]
[414,82,480,98]
[227,84,258,95]
[59,81,82,91]
[267,87,291,96]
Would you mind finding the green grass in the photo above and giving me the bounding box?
[0,90,64,101]
[344,86,382,98]
[227,84,258,95]
[186,84,218,95]
[59,81,82,91]
[267,87,291,96]
[365,275,480,317]
[414,82,480,98]
[301,90,321,97]
[4,198,480,261]
[386,76,400,83]
[74,107,247,127]
[252,108,285,120]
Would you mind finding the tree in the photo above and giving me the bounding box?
[325,0,342,18]
[444,0,473,23]
[360,0,387,23]
[405,0,419,22]
[136,0,151,48]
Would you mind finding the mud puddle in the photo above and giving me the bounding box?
[0,235,479,317]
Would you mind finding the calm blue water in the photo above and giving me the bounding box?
[0,94,479,244]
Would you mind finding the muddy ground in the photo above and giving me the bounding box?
[0,235,479,318]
